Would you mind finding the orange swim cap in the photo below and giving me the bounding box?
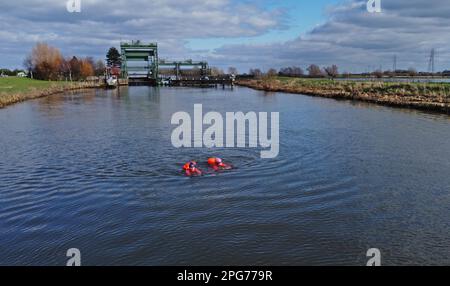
[207,158,216,165]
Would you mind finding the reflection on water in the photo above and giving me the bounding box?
[0,86,449,266]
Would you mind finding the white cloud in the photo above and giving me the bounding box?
[211,0,450,72]
[0,0,283,68]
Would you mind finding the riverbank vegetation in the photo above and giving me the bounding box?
[0,77,103,108]
[237,76,450,113]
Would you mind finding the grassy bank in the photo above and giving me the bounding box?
[0,77,104,108]
[237,77,450,113]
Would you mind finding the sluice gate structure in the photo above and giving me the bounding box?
[120,42,159,86]
[120,41,233,87]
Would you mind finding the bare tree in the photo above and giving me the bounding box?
[407,68,418,77]
[384,70,394,78]
[266,68,278,77]
[94,59,106,77]
[210,67,224,77]
[69,56,81,81]
[59,57,72,81]
[307,64,324,77]
[27,42,63,80]
[324,65,339,79]
[23,55,33,78]
[279,66,304,77]
[249,68,263,79]
[372,69,383,78]
[228,67,238,75]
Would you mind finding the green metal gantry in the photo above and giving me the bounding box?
[120,41,159,82]
[120,40,209,85]
[159,59,209,80]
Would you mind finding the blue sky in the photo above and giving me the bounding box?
[1,0,449,72]
[187,0,341,50]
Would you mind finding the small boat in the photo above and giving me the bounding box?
[106,75,118,87]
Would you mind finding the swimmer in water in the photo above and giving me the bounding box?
[183,161,202,176]
[207,157,232,171]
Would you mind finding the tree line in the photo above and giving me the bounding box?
[0,68,26,76]
[247,64,340,79]
[23,42,106,81]
[245,65,450,79]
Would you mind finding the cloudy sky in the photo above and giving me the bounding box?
[1,0,449,73]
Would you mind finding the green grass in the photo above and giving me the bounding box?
[0,77,102,108]
[0,77,69,95]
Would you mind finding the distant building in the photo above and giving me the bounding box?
[106,66,121,77]
[17,72,27,77]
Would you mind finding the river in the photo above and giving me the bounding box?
[1,86,449,265]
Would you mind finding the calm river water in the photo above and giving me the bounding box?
[1,86,449,265]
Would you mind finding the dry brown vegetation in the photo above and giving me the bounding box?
[237,77,450,113]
